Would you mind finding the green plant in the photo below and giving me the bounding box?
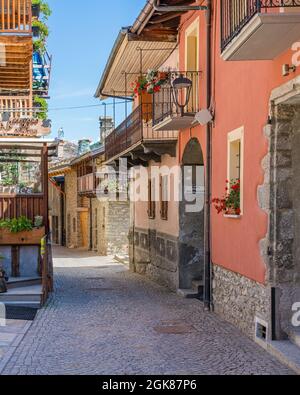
[32,0,52,19]
[0,217,33,233]
[33,95,48,120]
[33,38,46,54]
[32,19,49,40]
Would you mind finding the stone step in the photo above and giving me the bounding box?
[192,280,204,293]
[7,277,42,290]
[289,328,300,348]
[0,284,43,306]
[177,289,200,299]
[2,301,41,309]
[266,340,300,375]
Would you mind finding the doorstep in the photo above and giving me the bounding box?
[257,338,300,375]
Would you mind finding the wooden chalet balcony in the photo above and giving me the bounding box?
[0,95,32,117]
[105,104,178,165]
[0,0,32,34]
[77,173,99,196]
[152,71,201,131]
[221,0,300,60]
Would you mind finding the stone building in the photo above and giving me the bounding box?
[49,128,130,256]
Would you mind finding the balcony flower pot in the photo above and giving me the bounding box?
[32,4,41,18]
[139,92,152,123]
[32,25,40,38]
[0,227,46,246]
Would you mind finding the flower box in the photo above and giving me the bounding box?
[0,227,45,245]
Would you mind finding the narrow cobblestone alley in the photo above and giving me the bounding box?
[1,248,293,375]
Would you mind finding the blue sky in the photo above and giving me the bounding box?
[47,0,145,143]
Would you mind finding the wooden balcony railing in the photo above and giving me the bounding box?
[221,0,300,53]
[0,95,32,117]
[152,71,201,128]
[0,0,32,34]
[78,173,99,194]
[0,194,44,222]
[105,104,178,161]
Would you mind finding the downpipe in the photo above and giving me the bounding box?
[204,0,212,311]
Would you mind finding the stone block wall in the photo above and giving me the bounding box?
[212,264,271,340]
[131,227,179,291]
[65,170,79,248]
[106,201,130,255]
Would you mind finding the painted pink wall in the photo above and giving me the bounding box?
[134,154,180,237]
[178,4,300,284]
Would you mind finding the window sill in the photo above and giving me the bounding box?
[224,214,242,219]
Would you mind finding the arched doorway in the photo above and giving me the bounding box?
[179,138,205,292]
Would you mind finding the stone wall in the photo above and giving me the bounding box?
[212,264,271,340]
[48,182,62,245]
[106,201,130,255]
[258,101,300,339]
[91,199,130,256]
[131,227,179,291]
[65,170,79,248]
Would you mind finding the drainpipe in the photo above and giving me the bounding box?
[152,0,212,310]
[204,0,212,311]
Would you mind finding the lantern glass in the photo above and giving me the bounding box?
[172,74,193,112]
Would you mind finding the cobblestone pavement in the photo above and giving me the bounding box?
[1,247,293,375]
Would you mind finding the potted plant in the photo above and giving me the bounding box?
[212,179,241,216]
[32,19,49,39]
[146,69,169,94]
[33,96,48,120]
[32,1,41,18]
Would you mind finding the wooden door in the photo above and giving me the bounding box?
[80,211,89,249]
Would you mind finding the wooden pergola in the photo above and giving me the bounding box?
[0,138,58,302]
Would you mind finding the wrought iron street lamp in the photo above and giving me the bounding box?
[172,74,193,116]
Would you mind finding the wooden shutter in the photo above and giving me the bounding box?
[160,175,168,221]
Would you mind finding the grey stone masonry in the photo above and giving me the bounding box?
[258,102,300,339]
[212,265,271,340]
[106,201,130,255]
[130,228,179,291]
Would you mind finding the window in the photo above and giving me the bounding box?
[185,18,199,111]
[160,175,169,221]
[148,179,156,219]
[227,127,244,215]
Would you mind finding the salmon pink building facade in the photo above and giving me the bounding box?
[96,0,300,351]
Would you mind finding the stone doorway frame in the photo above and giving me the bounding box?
[259,75,300,340]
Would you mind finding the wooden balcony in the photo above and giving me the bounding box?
[78,173,100,197]
[0,95,32,117]
[0,0,32,34]
[105,104,178,165]
[0,194,44,222]
[221,0,300,60]
[0,35,32,92]
[152,71,201,131]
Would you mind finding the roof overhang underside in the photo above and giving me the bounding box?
[0,36,32,92]
[98,34,177,99]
